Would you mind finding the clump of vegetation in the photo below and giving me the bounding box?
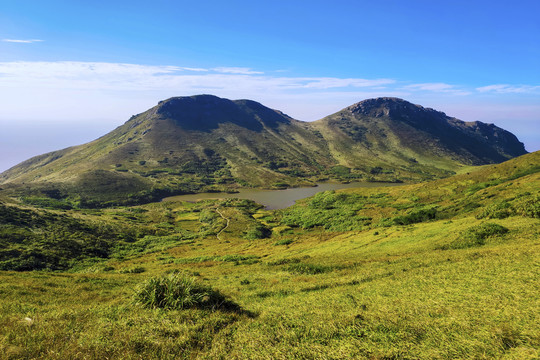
[267,257,303,266]
[20,196,73,210]
[442,223,509,249]
[133,273,240,311]
[392,207,437,225]
[120,266,146,274]
[476,201,512,219]
[280,191,371,231]
[286,262,335,275]
[174,254,259,265]
[514,195,540,218]
[244,224,272,239]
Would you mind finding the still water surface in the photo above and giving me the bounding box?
[162,182,401,210]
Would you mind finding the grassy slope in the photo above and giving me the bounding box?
[0,152,538,359]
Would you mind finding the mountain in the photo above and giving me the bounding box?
[314,97,525,167]
[0,95,527,206]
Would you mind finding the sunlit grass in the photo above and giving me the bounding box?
[0,153,539,358]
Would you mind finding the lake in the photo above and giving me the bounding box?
[162,182,401,209]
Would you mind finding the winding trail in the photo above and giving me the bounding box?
[215,208,230,241]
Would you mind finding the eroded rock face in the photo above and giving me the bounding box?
[342,97,526,162]
[156,95,291,132]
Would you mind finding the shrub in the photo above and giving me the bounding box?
[393,207,437,225]
[244,224,272,240]
[133,273,240,311]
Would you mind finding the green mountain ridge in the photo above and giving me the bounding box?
[0,95,527,206]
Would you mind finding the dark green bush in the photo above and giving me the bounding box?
[393,208,437,225]
[267,257,303,266]
[244,224,272,239]
[0,204,121,271]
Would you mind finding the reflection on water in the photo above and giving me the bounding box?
[162,182,401,210]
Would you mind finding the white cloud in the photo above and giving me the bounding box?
[0,61,404,124]
[180,67,209,72]
[404,82,471,95]
[2,39,44,43]
[476,84,540,94]
[300,77,395,89]
[211,67,263,75]
[0,61,396,94]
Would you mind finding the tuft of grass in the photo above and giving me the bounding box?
[120,266,146,274]
[286,262,336,275]
[133,273,240,312]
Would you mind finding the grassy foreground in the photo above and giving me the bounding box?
[0,153,539,359]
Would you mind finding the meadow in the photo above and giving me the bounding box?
[0,152,538,359]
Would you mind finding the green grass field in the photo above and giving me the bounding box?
[0,153,538,359]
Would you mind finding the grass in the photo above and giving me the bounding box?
[0,152,538,359]
[133,273,241,312]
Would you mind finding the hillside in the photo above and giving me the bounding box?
[0,151,538,359]
[313,97,526,171]
[0,95,527,206]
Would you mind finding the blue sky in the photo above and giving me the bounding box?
[0,0,539,171]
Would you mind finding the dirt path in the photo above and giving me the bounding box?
[215,208,230,241]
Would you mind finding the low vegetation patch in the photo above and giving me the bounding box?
[133,273,240,311]
[244,224,272,239]
[392,207,437,225]
[281,191,372,231]
[119,266,146,274]
[476,201,513,219]
[441,222,509,249]
[174,254,260,265]
[286,262,336,275]
[514,195,540,218]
